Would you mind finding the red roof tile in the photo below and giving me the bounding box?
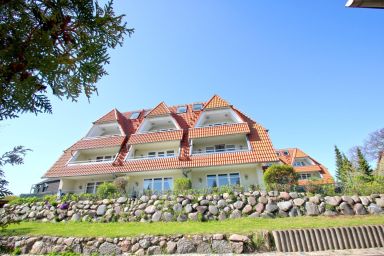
[277,147,334,184]
[43,95,282,178]
[128,130,183,145]
[72,136,126,150]
[146,102,171,117]
[188,123,250,139]
[203,95,231,110]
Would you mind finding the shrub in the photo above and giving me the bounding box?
[174,178,192,193]
[263,164,298,191]
[96,182,118,198]
[113,177,128,196]
[343,174,384,195]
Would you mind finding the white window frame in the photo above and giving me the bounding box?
[206,173,240,188]
[177,106,187,113]
[143,177,173,192]
[85,182,103,194]
[298,173,311,180]
[192,103,203,111]
[130,112,140,119]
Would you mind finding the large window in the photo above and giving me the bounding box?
[95,155,115,162]
[298,173,311,180]
[86,182,103,194]
[130,112,140,119]
[293,161,306,167]
[143,177,173,193]
[207,173,240,188]
[146,150,175,158]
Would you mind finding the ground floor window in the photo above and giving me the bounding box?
[143,177,173,193]
[207,173,240,188]
[298,173,311,180]
[86,182,103,194]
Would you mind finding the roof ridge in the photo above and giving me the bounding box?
[146,101,171,117]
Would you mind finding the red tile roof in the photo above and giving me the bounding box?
[72,136,126,150]
[277,148,334,184]
[128,130,183,145]
[189,123,250,139]
[204,95,231,110]
[145,102,171,117]
[43,95,282,178]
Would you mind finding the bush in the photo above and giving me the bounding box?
[113,177,128,196]
[263,164,298,191]
[343,174,384,195]
[96,182,118,198]
[174,178,192,193]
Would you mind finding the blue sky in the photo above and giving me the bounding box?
[1,1,383,195]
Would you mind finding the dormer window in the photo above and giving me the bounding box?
[192,103,203,111]
[137,115,180,133]
[177,106,187,113]
[85,123,122,138]
[130,112,140,119]
[283,151,289,156]
[194,108,243,128]
[276,151,280,156]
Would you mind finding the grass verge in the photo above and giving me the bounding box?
[1,215,383,238]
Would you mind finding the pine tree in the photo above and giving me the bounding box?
[356,147,373,176]
[334,146,345,183]
[342,153,355,177]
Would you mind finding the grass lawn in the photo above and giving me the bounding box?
[1,215,383,238]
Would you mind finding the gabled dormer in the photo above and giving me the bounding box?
[137,102,181,133]
[194,95,244,128]
[85,109,124,138]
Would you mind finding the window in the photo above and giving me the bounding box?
[177,106,187,113]
[158,151,165,158]
[86,182,102,194]
[130,112,140,119]
[215,144,225,152]
[143,177,173,192]
[218,174,229,186]
[293,161,306,167]
[239,145,244,150]
[298,173,311,180]
[206,146,214,153]
[148,152,156,158]
[283,151,289,156]
[207,175,217,188]
[226,145,235,151]
[104,156,112,161]
[166,150,175,157]
[96,155,114,162]
[192,103,203,111]
[207,173,240,188]
[276,151,280,156]
[143,179,153,191]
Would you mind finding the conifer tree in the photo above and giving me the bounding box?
[342,153,355,178]
[356,147,372,176]
[334,146,345,183]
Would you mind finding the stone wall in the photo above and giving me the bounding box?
[0,232,272,255]
[1,191,384,223]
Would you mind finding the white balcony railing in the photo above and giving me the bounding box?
[126,154,176,161]
[191,148,249,155]
[68,158,114,165]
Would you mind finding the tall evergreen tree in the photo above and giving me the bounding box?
[356,147,373,176]
[342,153,355,178]
[334,146,345,183]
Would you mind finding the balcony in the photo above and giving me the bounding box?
[191,147,249,155]
[125,141,179,161]
[190,134,250,156]
[67,147,119,165]
[189,122,250,139]
[128,129,183,145]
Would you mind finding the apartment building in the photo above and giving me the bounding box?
[43,95,332,195]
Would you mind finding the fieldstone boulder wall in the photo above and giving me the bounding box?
[1,191,384,223]
[0,233,272,255]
